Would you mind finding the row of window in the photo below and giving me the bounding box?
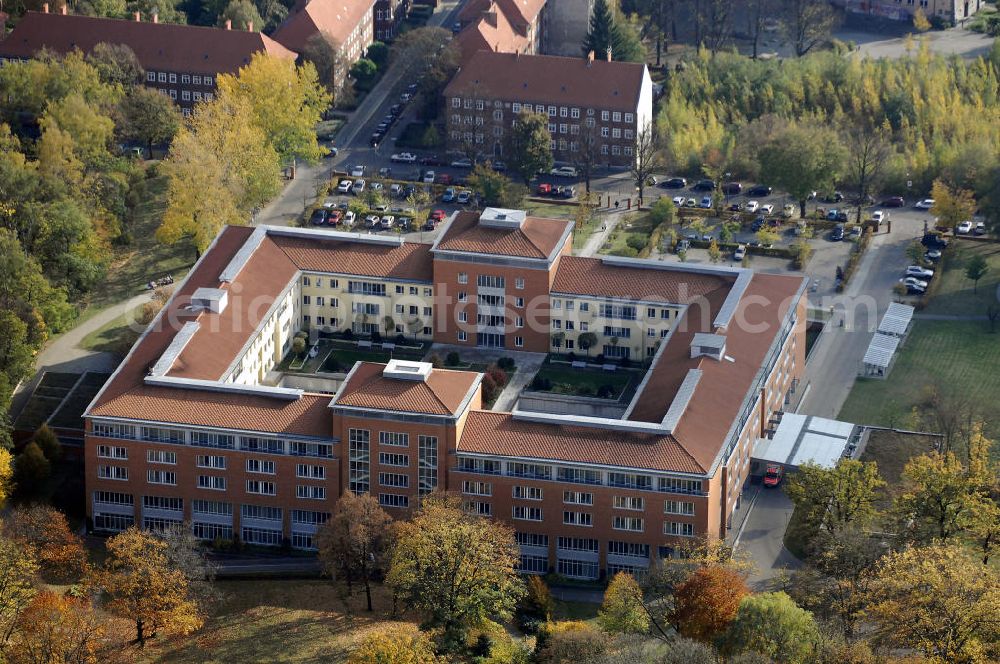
[98,448,327,480]
[460,482,693,514]
[349,429,438,497]
[91,423,333,458]
[97,465,327,499]
[451,98,636,125]
[510,507,687,534]
[146,71,215,86]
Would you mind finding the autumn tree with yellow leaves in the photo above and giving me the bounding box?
[90,528,203,646]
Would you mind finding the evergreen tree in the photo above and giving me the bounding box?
[581,0,641,62]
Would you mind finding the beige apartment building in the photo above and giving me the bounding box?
[833,0,983,23]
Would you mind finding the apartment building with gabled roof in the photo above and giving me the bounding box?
[84,214,806,575]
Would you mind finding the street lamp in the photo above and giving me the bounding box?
[724,172,731,208]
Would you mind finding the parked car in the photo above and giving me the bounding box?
[327,210,342,226]
[559,186,577,199]
[351,165,365,177]
[343,210,356,225]
[671,195,686,206]
[747,184,773,197]
[378,167,392,178]
[728,202,744,212]
[924,248,942,262]
[974,222,987,236]
[397,217,413,231]
[906,265,935,279]
[422,170,436,183]
[491,160,507,172]
[906,283,927,295]
[391,152,417,163]
[692,179,715,191]
[450,157,473,168]
[685,198,697,207]
[369,134,381,147]
[380,215,395,230]
[364,215,380,229]
[352,178,366,195]
[751,217,766,232]
[900,276,929,290]
[698,196,712,209]
[309,208,327,225]
[538,183,553,195]
[336,179,353,194]
[921,233,948,249]
[389,183,403,197]
[831,224,845,241]
[849,225,862,239]
[660,177,687,189]
[914,198,935,210]
[676,239,691,253]
[822,191,844,203]
[763,464,784,487]
[956,220,973,234]
[721,182,742,195]
[373,203,389,213]
[733,244,746,261]
[442,187,456,203]
[782,203,795,218]
[550,165,578,178]
[370,182,383,192]
[457,190,472,204]
[871,210,886,225]
[421,155,445,166]
[430,209,446,222]
[760,203,774,215]
[746,201,760,213]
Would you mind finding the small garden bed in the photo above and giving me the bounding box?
[318,337,428,373]
[528,362,635,400]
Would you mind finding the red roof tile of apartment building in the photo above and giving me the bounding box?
[444,51,647,112]
[552,256,732,304]
[271,0,376,52]
[458,411,705,474]
[271,234,434,282]
[628,272,806,469]
[334,362,480,416]
[434,210,572,260]
[456,6,531,61]
[0,11,296,74]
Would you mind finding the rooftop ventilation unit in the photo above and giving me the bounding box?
[691,333,727,360]
[191,287,228,314]
[383,359,433,382]
[479,207,526,229]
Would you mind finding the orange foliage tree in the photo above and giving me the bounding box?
[671,564,749,642]
[3,505,88,583]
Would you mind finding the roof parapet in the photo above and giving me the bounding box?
[148,321,200,377]
[143,375,303,400]
[219,225,267,283]
[659,369,701,431]
[263,225,406,246]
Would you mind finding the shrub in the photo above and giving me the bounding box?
[14,442,50,492]
[481,374,499,402]
[428,353,443,368]
[33,424,61,463]
[596,384,615,399]
[576,385,594,396]
[516,576,554,634]
[486,365,508,387]
[497,357,516,371]
[446,351,461,367]
[625,234,647,252]
[341,328,354,339]
[531,376,553,391]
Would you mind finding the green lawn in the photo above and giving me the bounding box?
[921,240,1000,316]
[79,304,145,356]
[601,213,655,256]
[858,429,939,512]
[83,173,195,313]
[839,319,1000,440]
[531,364,634,399]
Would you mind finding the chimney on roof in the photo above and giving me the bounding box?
[42,2,49,12]
[247,20,253,31]
[225,18,232,29]
[152,11,158,22]
[134,10,141,20]
[606,46,612,61]
[587,50,594,66]
[60,4,67,14]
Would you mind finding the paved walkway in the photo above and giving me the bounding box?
[578,211,625,258]
[914,313,990,321]
[493,353,546,412]
[10,291,152,421]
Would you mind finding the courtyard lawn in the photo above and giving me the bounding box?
[600,213,655,256]
[79,303,145,356]
[531,363,634,399]
[838,319,1000,441]
[921,240,1000,317]
[858,429,939,511]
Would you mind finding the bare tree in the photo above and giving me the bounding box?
[701,0,734,52]
[783,0,837,57]
[631,127,662,205]
[845,123,892,224]
[747,0,773,59]
[572,122,601,193]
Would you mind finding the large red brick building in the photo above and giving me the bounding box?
[84,214,806,578]
[0,8,296,115]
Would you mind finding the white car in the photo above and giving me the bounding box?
[760,203,774,215]
[350,165,365,177]
[422,170,436,183]
[550,166,578,178]
[671,196,685,206]
[450,157,473,168]
[914,198,935,210]
[872,210,885,224]
[352,178,366,194]
[974,222,987,236]
[900,276,929,290]
[380,215,395,230]
[699,196,712,209]
[782,203,795,218]
[956,220,973,234]
[905,265,934,279]
[390,152,417,163]
[745,200,759,213]
[733,244,746,260]
[336,179,353,194]
[343,210,356,225]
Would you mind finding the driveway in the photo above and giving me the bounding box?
[845,26,995,60]
[734,486,801,589]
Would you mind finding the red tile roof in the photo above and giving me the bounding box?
[434,211,571,260]
[456,7,531,62]
[444,51,647,112]
[628,272,806,470]
[271,0,376,53]
[0,12,296,74]
[458,411,705,474]
[552,256,732,304]
[270,234,434,282]
[335,362,480,416]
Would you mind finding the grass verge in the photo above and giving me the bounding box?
[920,240,1000,317]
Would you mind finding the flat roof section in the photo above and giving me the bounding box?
[752,413,858,469]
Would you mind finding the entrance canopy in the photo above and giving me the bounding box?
[753,413,859,469]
